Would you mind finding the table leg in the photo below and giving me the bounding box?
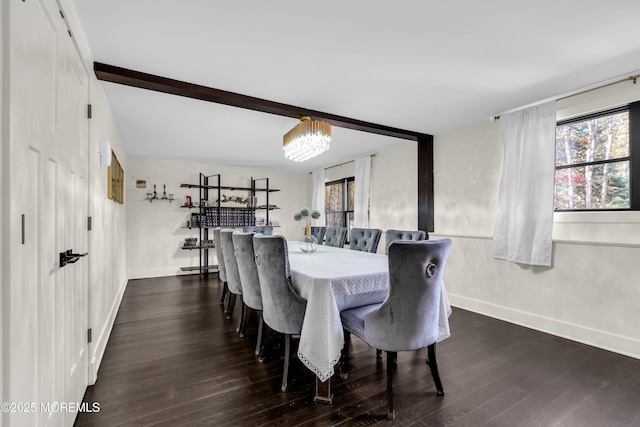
[314,378,333,404]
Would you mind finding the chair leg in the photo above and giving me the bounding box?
[386,351,396,420]
[240,304,252,336]
[236,298,245,333]
[427,343,444,396]
[339,329,351,379]
[255,312,264,356]
[220,282,228,305]
[281,334,291,392]
[226,293,236,320]
[258,325,272,362]
[376,348,397,363]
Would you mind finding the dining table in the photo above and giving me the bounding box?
[287,243,452,403]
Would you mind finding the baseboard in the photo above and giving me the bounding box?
[88,277,128,385]
[127,267,206,280]
[448,293,640,360]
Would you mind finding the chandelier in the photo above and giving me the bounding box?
[283,116,332,162]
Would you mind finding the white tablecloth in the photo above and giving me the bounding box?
[288,244,451,382]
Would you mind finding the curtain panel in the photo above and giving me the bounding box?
[354,156,372,228]
[311,168,326,226]
[493,101,557,266]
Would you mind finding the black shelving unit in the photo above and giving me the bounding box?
[251,176,281,226]
[179,174,280,274]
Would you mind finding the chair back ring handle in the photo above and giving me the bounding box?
[426,261,437,278]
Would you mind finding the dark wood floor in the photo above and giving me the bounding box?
[75,274,640,427]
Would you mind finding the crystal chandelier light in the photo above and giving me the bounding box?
[283,116,332,162]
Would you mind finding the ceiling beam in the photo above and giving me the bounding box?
[93,62,432,141]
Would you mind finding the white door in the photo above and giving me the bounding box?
[56,17,90,426]
[8,0,90,425]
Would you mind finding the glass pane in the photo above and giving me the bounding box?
[326,212,343,228]
[347,180,355,211]
[556,111,629,167]
[554,161,630,209]
[325,182,343,213]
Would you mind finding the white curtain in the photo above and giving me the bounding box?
[493,101,557,266]
[311,168,325,226]
[354,156,372,228]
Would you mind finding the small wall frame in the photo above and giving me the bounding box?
[108,150,124,204]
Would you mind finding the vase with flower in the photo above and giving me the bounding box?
[294,207,321,253]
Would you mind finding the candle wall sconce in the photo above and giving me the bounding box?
[145,184,174,203]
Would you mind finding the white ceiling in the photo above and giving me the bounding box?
[73,0,640,173]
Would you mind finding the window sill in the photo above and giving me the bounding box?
[553,210,640,245]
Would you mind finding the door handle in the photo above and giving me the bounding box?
[60,249,88,267]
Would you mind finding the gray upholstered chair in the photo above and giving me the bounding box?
[220,229,244,329]
[384,229,427,254]
[340,238,453,419]
[242,225,274,235]
[349,228,382,253]
[213,227,229,306]
[324,227,347,248]
[253,235,307,392]
[232,231,265,355]
[310,226,326,244]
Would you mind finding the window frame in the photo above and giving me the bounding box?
[325,176,355,232]
[554,101,640,212]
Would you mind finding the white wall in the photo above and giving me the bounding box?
[126,158,308,279]
[325,162,355,182]
[86,79,128,383]
[369,142,419,251]
[433,80,640,360]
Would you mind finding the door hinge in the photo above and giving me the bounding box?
[87,104,92,119]
[87,328,92,343]
[59,9,64,19]
[88,216,92,231]
[21,214,25,244]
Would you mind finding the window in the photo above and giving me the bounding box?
[554,102,639,211]
[325,177,355,232]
